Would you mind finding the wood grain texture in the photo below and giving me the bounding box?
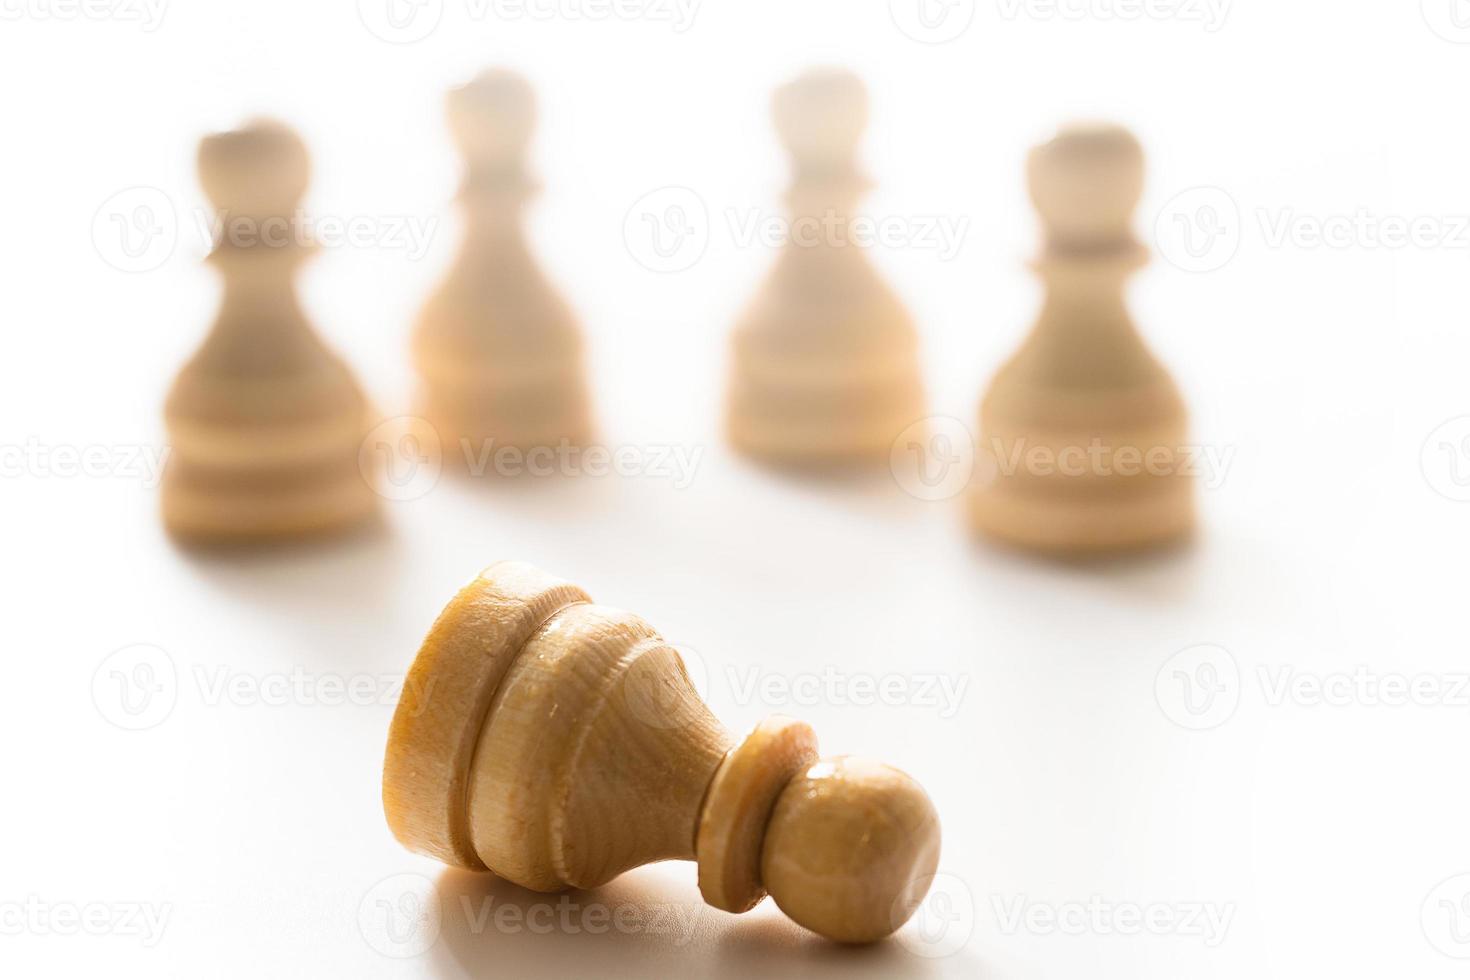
[696,715,819,914]
[382,561,591,870]
[383,561,941,943]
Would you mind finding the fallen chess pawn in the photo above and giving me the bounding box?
[382,561,941,944]
[162,120,378,542]
[971,123,1194,554]
[725,68,927,467]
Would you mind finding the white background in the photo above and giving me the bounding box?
[3,1,1470,977]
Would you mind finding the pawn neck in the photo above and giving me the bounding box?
[1021,243,1163,387]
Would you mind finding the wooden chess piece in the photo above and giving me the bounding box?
[412,70,593,462]
[971,124,1193,554]
[382,561,941,944]
[162,120,378,543]
[725,68,926,467]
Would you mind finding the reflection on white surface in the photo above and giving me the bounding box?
[426,866,972,979]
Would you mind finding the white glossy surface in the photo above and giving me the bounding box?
[2,3,1468,977]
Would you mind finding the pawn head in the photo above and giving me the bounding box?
[760,756,941,944]
[1028,122,1145,251]
[447,68,537,167]
[197,118,309,219]
[772,68,869,173]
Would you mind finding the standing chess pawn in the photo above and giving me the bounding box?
[162,120,378,543]
[725,69,926,467]
[383,561,941,944]
[971,124,1193,554]
[413,70,593,463]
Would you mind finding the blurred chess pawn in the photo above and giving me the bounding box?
[413,70,592,463]
[383,561,941,944]
[162,120,378,543]
[971,124,1193,554]
[725,68,926,467]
